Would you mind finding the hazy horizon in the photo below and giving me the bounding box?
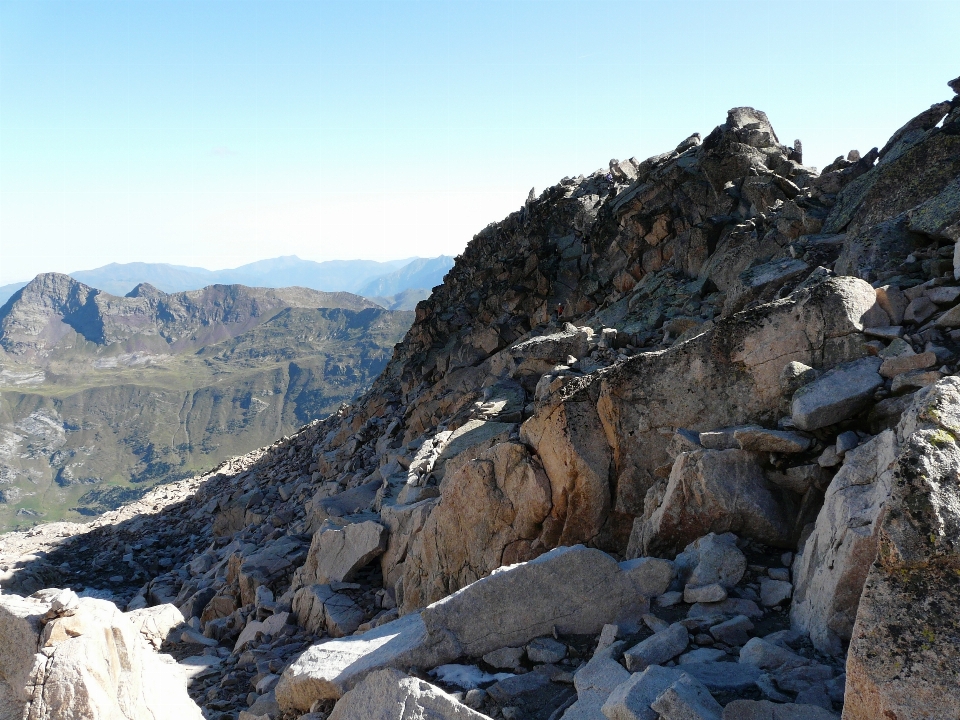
[2,0,958,284]
[0,253,452,285]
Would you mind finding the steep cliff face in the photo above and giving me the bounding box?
[1,77,959,720]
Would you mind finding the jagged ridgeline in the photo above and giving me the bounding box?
[1,78,959,719]
[0,274,414,530]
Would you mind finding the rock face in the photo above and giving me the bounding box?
[400,442,553,611]
[596,275,877,549]
[790,430,897,654]
[0,592,201,720]
[842,378,960,720]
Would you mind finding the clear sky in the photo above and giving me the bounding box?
[0,0,957,285]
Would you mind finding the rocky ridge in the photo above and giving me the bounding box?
[1,75,960,719]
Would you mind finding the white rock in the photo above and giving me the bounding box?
[0,593,202,720]
[623,623,689,671]
[328,667,489,720]
[561,641,630,720]
[126,603,184,650]
[790,431,897,654]
[601,665,683,720]
[650,673,723,720]
[791,357,883,430]
[759,579,792,607]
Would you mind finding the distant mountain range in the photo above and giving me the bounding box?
[0,255,455,309]
[0,273,415,530]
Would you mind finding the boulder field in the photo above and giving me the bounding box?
[1,75,959,720]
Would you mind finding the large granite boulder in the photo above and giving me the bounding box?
[278,545,650,711]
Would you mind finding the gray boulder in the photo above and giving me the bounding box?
[301,520,387,586]
[560,641,630,720]
[623,623,689,671]
[634,450,792,556]
[791,357,883,430]
[650,673,723,720]
[278,545,648,711]
[420,545,649,659]
[276,612,442,710]
[601,665,684,720]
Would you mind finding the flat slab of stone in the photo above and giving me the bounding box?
[734,428,811,453]
[623,623,689,671]
[435,419,516,478]
[420,545,649,658]
[688,598,763,620]
[791,357,883,430]
[678,662,762,692]
[863,326,903,339]
[698,426,756,450]
[275,612,444,710]
[279,545,648,712]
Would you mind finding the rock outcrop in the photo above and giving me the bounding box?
[0,590,201,719]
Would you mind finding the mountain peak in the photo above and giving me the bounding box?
[126,282,165,299]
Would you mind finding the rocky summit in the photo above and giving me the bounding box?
[1,75,959,720]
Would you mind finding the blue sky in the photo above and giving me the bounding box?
[0,0,957,285]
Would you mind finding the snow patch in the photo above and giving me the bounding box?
[429,664,514,689]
